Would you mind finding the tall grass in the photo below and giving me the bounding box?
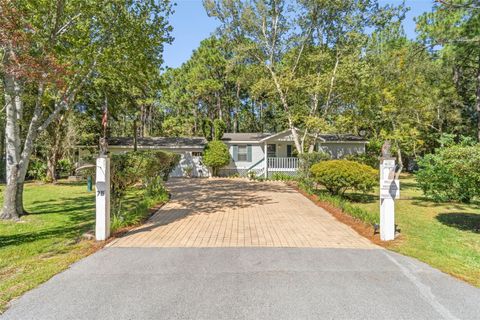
[111,187,169,233]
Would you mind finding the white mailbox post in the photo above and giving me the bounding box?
[95,156,110,241]
[379,158,399,241]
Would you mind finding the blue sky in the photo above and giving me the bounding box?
[163,0,434,69]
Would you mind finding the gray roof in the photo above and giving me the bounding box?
[108,137,207,148]
[221,133,272,142]
[222,132,366,143]
[318,134,366,142]
[106,132,365,149]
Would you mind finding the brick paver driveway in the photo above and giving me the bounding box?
[109,178,375,248]
[5,179,480,320]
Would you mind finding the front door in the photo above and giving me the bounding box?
[267,144,277,158]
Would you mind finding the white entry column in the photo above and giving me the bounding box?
[95,156,111,241]
[379,158,399,241]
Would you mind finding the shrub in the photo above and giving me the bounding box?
[110,150,179,219]
[298,151,331,178]
[27,158,47,181]
[310,160,378,195]
[270,172,294,181]
[57,158,75,178]
[297,178,378,225]
[247,170,257,180]
[416,144,480,203]
[203,140,230,176]
[344,153,377,169]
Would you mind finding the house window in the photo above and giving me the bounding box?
[267,144,276,158]
[238,145,248,161]
[287,145,293,157]
[192,152,203,157]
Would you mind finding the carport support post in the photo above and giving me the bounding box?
[264,142,268,178]
[95,156,111,241]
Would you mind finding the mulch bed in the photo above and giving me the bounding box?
[288,182,401,248]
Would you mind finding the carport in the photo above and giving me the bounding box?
[78,136,210,177]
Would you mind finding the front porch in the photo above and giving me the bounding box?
[261,131,300,177]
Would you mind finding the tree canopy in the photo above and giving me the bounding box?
[2,0,480,219]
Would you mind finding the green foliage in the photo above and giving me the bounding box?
[297,178,378,225]
[437,133,477,148]
[161,116,196,137]
[247,170,257,181]
[110,187,169,233]
[298,152,331,178]
[26,159,47,181]
[213,119,226,140]
[310,160,378,195]
[202,118,214,141]
[203,141,230,176]
[0,182,96,312]
[317,191,379,225]
[344,154,377,169]
[270,172,295,181]
[416,144,480,203]
[57,159,75,178]
[247,170,266,181]
[110,151,179,219]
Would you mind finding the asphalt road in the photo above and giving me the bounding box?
[2,247,479,320]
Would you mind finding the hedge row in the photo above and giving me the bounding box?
[110,150,180,231]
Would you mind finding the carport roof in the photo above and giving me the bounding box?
[108,137,207,149]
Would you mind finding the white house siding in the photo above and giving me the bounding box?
[218,143,265,177]
[271,142,295,157]
[318,142,365,159]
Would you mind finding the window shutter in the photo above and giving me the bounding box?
[287,145,292,157]
[232,145,238,161]
[247,145,252,162]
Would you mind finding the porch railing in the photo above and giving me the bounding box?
[267,157,298,171]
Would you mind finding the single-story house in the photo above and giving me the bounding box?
[77,129,367,178]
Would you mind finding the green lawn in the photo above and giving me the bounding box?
[351,175,480,287]
[0,182,96,312]
[0,180,167,313]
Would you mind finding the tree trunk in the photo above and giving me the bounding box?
[133,119,138,152]
[46,156,57,182]
[1,75,22,219]
[2,165,19,220]
[267,66,303,153]
[16,181,26,216]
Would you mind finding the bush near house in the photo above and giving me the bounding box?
[298,151,331,178]
[310,160,378,196]
[203,140,230,176]
[110,150,180,231]
[416,144,480,203]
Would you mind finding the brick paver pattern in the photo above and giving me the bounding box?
[108,178,376,249]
